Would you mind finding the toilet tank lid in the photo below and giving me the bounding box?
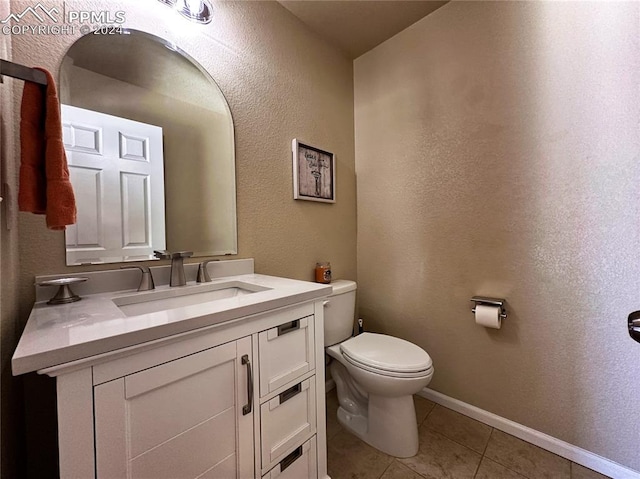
[331,280,357,296]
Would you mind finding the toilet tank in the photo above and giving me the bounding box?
[324,280,357,346]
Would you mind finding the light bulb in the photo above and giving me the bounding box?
[177,0,213,24]
[186,0,203,13]
[157,0,212,24]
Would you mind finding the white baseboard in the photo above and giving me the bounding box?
[419,388,640,479]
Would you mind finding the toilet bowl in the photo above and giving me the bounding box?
[324,281,434,458]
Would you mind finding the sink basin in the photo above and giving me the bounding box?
[112,281,270,317]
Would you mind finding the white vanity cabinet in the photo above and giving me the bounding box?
[93,338,254,478]
[38,300,328,479]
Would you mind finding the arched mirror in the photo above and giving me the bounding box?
[60,29,237,265]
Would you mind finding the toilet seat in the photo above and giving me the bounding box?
[343,354,433,378]
[340,333,433,378]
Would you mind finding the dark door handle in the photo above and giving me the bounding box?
[241,355,253,415]
[628,311,640,343]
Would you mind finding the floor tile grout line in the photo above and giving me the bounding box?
[430,403,574,479]
[420,415,491,459]
[377,459,394,479]
[381,459,433,479]
[473,429,492,479]
[471,452,483,479]
[421,401,437,426]
[397,459,432,479]
[481,429,572,479]
[481,455,533,479]
[412,461,433,479]
[480,453,536,479]
[417,404,435,427]
[481,427,493,456]
[421,420,484,456]
[424,427,486,465]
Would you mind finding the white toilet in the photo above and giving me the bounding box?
[325,280,434,458]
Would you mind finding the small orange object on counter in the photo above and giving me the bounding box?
[315,262,332,284]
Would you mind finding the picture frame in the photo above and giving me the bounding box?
[292,139,336,203]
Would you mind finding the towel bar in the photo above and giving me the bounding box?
[0,59,47,86]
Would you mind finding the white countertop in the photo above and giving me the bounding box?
[12,273,332,376]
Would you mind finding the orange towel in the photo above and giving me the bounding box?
[19,67,76,230]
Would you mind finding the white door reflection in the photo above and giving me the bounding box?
[62,105,166,265]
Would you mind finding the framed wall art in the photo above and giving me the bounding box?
[292,139,336,203]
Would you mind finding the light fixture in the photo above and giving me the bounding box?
[157,0,213,24]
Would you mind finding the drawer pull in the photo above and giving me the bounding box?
[277,320,300,336]
[280,446,303,472]
[241,355,253,415]
[279,383,302,404]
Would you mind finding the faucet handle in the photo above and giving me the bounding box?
[196,259,219,283]
[121,265,155,291]
[154,250,193,260]
[171,251,193,259]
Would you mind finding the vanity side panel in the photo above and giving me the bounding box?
[94,379,127,478]
[56,368,95,479]
[313,299,329,479]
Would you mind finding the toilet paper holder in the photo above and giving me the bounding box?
[470,296,507,320]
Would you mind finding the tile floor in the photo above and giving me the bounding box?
[325,390,610,479]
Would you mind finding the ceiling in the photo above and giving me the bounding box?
[278,1,448,59]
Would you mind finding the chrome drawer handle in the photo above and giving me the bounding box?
[241,355,253,415]
[280,446,303,472]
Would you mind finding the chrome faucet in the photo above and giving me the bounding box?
[154,250,193,287]
[120,265,155,291]
[196,259,219,283]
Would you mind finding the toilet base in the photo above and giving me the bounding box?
[336,394,420,458]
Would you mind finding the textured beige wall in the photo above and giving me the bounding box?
[355,1,640,471]
[12,0,356,320]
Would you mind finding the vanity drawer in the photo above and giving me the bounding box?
[260,377,316,468]
[258,316,315,396]
[263,437,317,479]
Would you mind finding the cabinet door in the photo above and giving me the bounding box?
[94,337,254,479]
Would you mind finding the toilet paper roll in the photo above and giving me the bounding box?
[475,304,502,329]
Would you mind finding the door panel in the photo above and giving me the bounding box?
[62,104,165,264]
[129,409,235,479]
[120,172,151,247]
[94,338,254,479]
[65,166,103,248]
[125,344,236,458]
[199,454,237,479]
